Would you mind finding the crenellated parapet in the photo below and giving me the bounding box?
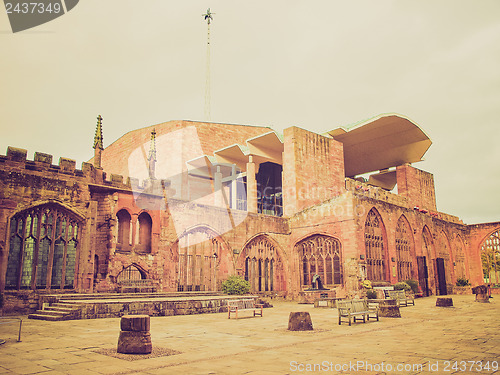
[0,147,164,191]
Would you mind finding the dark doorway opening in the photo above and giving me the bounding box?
[435,257,447,295]
[256,162,283,217]
[416,256,429,296]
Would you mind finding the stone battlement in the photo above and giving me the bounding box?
[0,146,160,190]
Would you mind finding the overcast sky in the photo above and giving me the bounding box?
[1,1,499,224]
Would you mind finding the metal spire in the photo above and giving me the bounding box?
[202,8,215,121]
[202,8,214,25]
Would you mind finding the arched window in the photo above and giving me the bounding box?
[176,228,223,292]
[481,229,500,284]
[243,236,285,292]
[117,264,145,282]
[364,208,387,281]
[5,204,81,290]
[116,209,131,250]
[295,234,342,287]
[395,216,414,281]
[137,212,152,253]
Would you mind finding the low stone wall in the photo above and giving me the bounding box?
[1,291,40,315]
[77,298,225,319]
[69,295,268,320]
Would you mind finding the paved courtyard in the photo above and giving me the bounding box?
[0,295,498,375]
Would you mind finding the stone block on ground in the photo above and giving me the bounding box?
[288,312,313,331]
[379,305,401,318]
[436,297,453,307]
[117,331,152,354]
[120,315,151,332]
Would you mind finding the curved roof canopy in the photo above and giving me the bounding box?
[327,114,432,177]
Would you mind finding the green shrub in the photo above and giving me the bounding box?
[221,275,251,295]
[393,282,411,291]
[366,289,378,299]
[456,277,471,287]
[404,279,420,294]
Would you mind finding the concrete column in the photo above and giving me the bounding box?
[231,164,237,209]
[214,166,222,207]
[246,156,257,213]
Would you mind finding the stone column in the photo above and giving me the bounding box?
[246,156,257,213]
[117,315,152,354]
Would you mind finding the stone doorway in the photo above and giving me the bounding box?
[416,256,429,296]
[435,257,447,295]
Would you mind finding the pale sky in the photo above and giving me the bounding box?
[1,1,499,224]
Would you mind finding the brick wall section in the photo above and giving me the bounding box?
[95,121,272,178]
[283,126,345,216]
[396,164,437,211]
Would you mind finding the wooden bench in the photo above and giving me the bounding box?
[337,299,379,326]
[118,279,156,293]
[384,290,415,307]
[227,299,263,319]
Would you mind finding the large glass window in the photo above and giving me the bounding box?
[256,162,283,217]
[5,204,80,290]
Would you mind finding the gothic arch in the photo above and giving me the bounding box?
[116,263,147,282]
[422,226,434,259]
[437,230,453,285]
[116,209,132,250]
[480,228,500,284]
[294,234,343,288]
[137,212,152,253]
[364,208,389,281]
[173,226,231,292]
[5,202,82,290]
[239,234,287,293]
[395,215,416,281]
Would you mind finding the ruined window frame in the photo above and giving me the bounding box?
[5,204,81,290]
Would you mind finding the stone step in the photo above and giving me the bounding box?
[35,309,67,316]
[52,303,82,309]
[28,313,64,321]
[42,306,76,313]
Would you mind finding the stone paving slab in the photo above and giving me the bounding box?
[0,295,499,374]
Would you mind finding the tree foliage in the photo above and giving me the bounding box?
[221,275,251,295]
